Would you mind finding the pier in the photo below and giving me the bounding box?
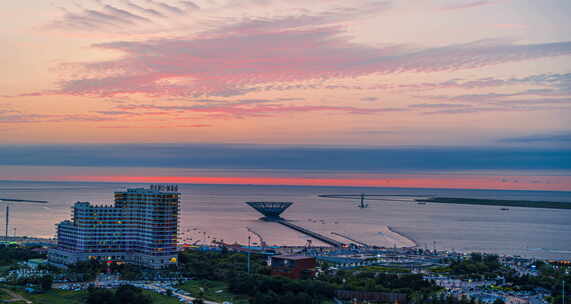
[331,232,369,247]
[277,220,345,247]
[244,201,345,247]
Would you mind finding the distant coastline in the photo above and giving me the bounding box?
[416,197,571,210]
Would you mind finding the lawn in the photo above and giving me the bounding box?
[145,290,182,304]
[7,287,182,304]
[0,265,12,275]
[178,279,249,304]
[0,288,9,300]
[18,289,86,304]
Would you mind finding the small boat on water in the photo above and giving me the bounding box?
[417,202,427,205]
[500,207,510,211]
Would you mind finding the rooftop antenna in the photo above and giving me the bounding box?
[0,198,48,239]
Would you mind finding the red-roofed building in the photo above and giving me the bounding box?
[270,255,316,279]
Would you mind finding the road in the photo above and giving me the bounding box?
[0,288,32,304]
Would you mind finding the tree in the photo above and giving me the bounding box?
[194,297,205,304]
[114,285,152,304]
[39,275,53,291]
[85,285,152,304]
[493,298,505,304]
[85,287,115,304]
[0,245,46,266]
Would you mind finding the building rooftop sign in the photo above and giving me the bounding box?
[150,184,179,192]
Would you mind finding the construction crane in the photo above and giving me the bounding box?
[0,198,48,239]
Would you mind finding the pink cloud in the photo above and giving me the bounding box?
[0,113,118,124]
[95,123,210,128]
[53,28,571,98]
[39,1,571,99]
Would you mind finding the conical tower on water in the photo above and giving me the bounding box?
[246,201,293,221]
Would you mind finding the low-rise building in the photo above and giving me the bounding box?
[26,258,47,269]
[270,255,316,279]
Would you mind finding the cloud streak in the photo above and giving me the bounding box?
[49,0,197,31]
[452,73,571,95]
[500,132,571,143]
[440,0,499,11]
[0,113,117,124]
[52,29,571,98]
[114,101,407,118]
[119,0,165,18]
[210,1,391,35]
[409,72,571,113]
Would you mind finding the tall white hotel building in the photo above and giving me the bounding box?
[48,185,180,269]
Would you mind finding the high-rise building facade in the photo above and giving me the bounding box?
[48,185,180,269]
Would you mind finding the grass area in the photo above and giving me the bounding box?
[0,265,12,275]
[4,287,182,304]
[178,279,249,304]
[0,288,9,300]
[2,285,334,304]
[17,289,86,304]
[353,265,411,273]
[145,290,182,304]
[416,197,571,210]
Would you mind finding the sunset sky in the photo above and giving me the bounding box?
[1,0,570,190]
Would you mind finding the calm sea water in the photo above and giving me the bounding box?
[1,181,570,259]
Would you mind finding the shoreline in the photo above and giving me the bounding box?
[385,225,418,249]
[416,197,571,210]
